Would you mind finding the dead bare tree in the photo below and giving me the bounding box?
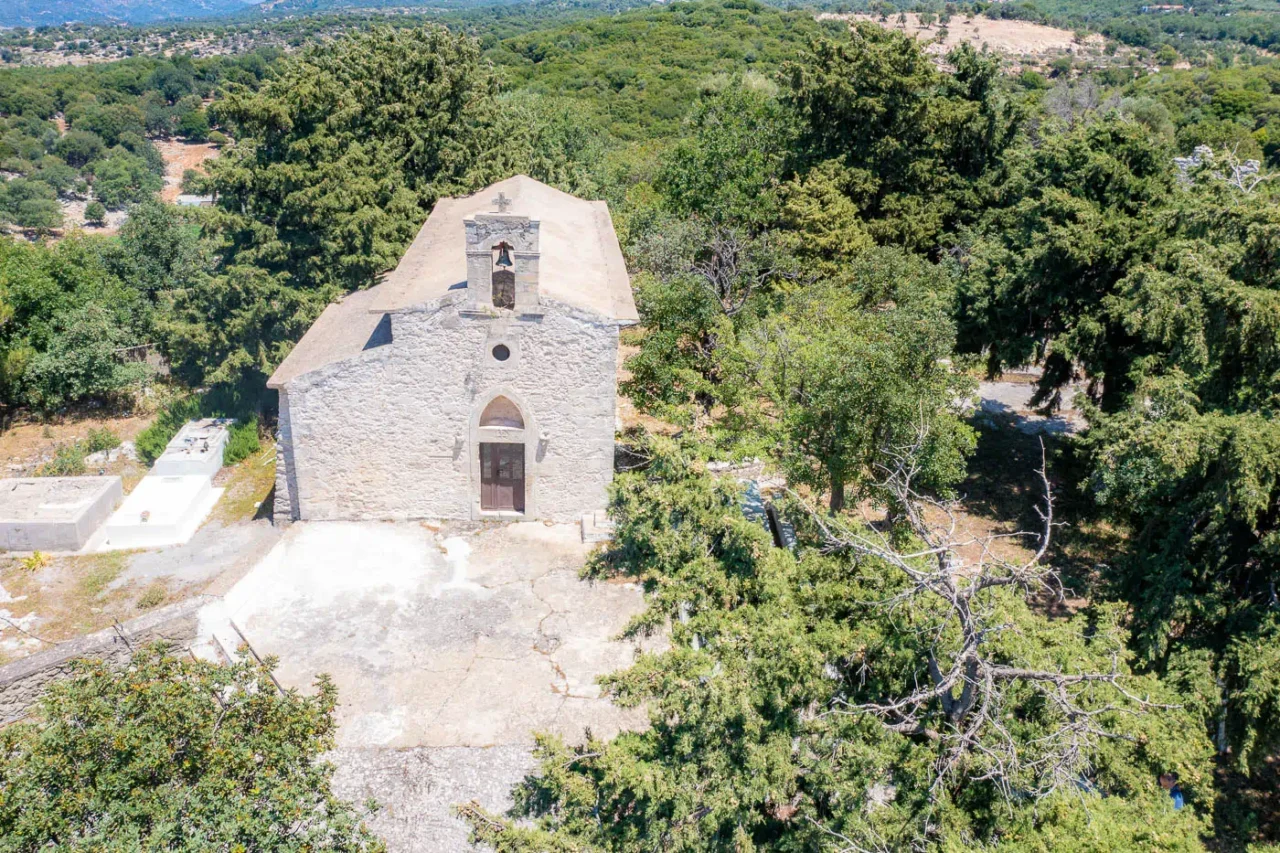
[690,226,791,317]
[1174,144,1275,194]
[805,424,1171,800]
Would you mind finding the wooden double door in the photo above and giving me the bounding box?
[480,442,525,512]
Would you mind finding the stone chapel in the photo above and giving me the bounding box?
[267,175,638,523]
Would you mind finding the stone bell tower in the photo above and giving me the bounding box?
[464,191,541,314]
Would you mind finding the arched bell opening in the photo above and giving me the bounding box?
[492,242,515,310]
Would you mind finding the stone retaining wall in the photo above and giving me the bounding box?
[0,595,211,724]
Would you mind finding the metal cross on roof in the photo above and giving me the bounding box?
[492,192,512,213]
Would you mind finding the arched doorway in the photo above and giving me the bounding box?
[477,396,525,513]
[479,395,523,429]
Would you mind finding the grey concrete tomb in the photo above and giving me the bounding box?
[0,476,123,552]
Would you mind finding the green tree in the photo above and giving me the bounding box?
[12,197,62,231]
[655,84,795,228]
[149,59,196,102]
[53,129,104,168]
[782,25,1020,249]
[89,149,163,209]
[774,158,875,278]
[959,114,1172,411]
[19,303,153,410]
[83,200,106,225]
[174,94,210,141]
[0,644,384,852]
[0,235,149,411]
[109,199,210,299]
[0,178,62,231]
[726,247,974,511]
[192,25,510,386]
[621,213,798,420]
[31,157,78,195]
[1065,171,1280,775]
[464,435,1212,851]
[139,89,175,136]
[70,102,146,147]
[208,25,504,295]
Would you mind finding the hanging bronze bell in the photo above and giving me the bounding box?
[495,244,514,268]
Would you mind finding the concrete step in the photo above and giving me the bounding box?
[190,618,243,664]
[581,509,616,544]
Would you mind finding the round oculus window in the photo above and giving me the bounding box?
[492,344,511,362]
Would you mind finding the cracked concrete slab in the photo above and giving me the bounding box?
[201,520,656,850]
[329,746,538,852]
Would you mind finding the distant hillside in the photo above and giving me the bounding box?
[1,0,261,27]
[0,0,610,27]
[252,0,587,16]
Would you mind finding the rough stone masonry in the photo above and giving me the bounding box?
[268,175,639,525]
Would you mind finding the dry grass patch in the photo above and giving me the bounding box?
[0,550,138,663]
[211,450,277,525]
[136,582,168,610]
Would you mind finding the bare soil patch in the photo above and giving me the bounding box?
[823,13,1105,60]
[0,550,142,663]
[0,411,153,479]
[58,198,129,236]
[154,140,220,204]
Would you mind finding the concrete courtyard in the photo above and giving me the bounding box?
[197,520,653,850]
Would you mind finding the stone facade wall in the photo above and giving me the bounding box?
[273,389,297,523]
[282,294,618,523]
[0,596,208,723]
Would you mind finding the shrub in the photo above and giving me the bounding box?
[84,427,120,453]
[54,129,104,168]
[0,645,384,851]
[19,305,155,412]
[136,583,166,609]
[39,443,86,477]
[179,168,203,194]
[136,384,262,467]
[175,107,210,142]
[83,200,107,225]
[20,551,52,572]
[223,416,261,466]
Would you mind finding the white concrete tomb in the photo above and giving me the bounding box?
[96,474,223,551]
[152,418,230,478]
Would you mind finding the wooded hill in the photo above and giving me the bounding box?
[0,1,1278,849]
